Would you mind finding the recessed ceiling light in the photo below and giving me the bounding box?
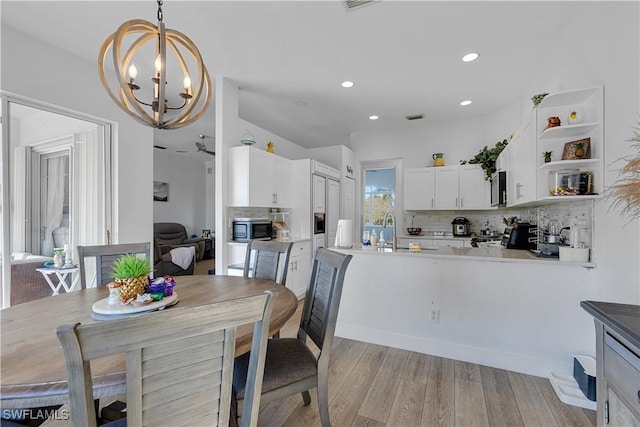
[341,81,355,88]
[460,100,472,106]
[369,115,379,120]
[462,52,479,62]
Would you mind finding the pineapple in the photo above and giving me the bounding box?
[574,142,586,158]
[111,254,152,303]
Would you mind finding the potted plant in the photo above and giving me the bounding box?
[461,138,509,180]
[110,254,151,303]
[531,92,549,109]
[543,151,553,163]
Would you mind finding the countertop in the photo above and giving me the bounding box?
[332,245,596,268]
[227,238,310,245]
[580,300,640,350]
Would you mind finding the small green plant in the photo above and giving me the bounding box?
[461,139,509,180]
[543,151,553,157]
[110,254,151,279]
[531,92,549,107]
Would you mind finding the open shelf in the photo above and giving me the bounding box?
[539,123,599,140]
[538,159,600,171]
[538,86,601,109]
[537,195,601,203]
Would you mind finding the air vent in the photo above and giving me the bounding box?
[343,0,380,11]
[153,145,167,149]
[405,114,424,121]
[175,150,188,153]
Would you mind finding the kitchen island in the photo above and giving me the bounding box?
[332,245,599,379]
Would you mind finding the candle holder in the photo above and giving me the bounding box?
[64,247,74,268]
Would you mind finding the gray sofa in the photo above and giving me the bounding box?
[10,256,54,305]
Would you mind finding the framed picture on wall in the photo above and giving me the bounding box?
[153,181,169,202]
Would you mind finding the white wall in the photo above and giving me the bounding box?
[153,150,207,237]
[2,27,154,246]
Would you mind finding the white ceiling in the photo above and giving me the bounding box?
[2,1,591,159]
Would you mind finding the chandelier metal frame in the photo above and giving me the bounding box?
[98,0,211,129]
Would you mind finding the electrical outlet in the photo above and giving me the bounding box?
[428,309,440,323]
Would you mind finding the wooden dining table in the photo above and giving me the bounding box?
[0,275,298,409]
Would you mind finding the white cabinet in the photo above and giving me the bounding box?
[459,164,490,209]
[229,146,291,207]
[535,86,604,202]
[434,166,459,209]
[404,168,435,210]
[326,178,340,246]
[312,174,326,213]
[404,165,491,211]
[396,237,470,249]
[286,241,311,299]
[500,117,537,207]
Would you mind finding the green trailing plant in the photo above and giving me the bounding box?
[531,92,549,107]
[110,254,152,279]
[461,139,509,180]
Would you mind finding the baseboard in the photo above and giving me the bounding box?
[335,322,572,378]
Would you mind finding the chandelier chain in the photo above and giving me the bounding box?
[157,0,163,22]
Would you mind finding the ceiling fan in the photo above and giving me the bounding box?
[195,134,215,156]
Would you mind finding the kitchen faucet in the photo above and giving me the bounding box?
[382,211,397,251]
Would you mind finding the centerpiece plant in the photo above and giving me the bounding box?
[110,254,152,303]
[609,127,640,219]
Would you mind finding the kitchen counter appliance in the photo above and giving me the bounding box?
[451,217,471,237]
[501,221,536,250]
[232,218,272,242]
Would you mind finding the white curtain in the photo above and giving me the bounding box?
[42,156,65,255]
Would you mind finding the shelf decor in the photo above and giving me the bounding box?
[562,138,590,160]
[531,92,549,109]
[567,107,585,125]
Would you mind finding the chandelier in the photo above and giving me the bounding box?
[98,0,211,129]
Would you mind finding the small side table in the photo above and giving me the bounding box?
[35,267,79,296]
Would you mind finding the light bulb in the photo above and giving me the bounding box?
[154,55,162,74]
[183,75,191,90]
[128,63,137,80]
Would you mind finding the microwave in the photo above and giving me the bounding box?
[491,171,507,207]
[233,219,272,242]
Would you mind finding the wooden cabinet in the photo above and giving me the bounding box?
[581,301,640,427]
[229,146,291,207]
[404,165,490,211]
[535,86,604,202]
[286,241,310,299]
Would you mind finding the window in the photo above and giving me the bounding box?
[364,168,395,226]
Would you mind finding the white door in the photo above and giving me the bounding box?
[312,174,326,213]
[327,178,340,246]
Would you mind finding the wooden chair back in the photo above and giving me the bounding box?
[57,291,274,427]
[299,248,352,353]
[77,243,150,289]
[243,240,294,285]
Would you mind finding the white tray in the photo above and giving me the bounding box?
[92,292,178,315]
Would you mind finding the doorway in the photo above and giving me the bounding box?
[360,159,403,244]
[1,94,114,307]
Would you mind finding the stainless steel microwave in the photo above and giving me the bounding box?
[491,171,507,207]
[233,219,272,242]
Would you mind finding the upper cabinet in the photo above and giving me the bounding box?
[404,164,490,211]
[535,86,604,202]
[229,146,291,207]
[501,115,537,207]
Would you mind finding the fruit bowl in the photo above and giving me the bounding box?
[407,227,422,235]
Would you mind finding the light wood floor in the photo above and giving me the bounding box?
[43,268,597,426]
[258,301,597,427]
